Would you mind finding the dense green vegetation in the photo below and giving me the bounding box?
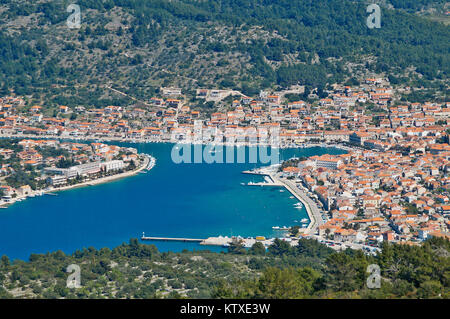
[0,139,22,152]
[216,237,450,298]
[388,0,447,12]
[0,237,448,299]
[0,0,448,107]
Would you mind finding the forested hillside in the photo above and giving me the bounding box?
[0,237,448,299]
[0,0,448,107]
[388,0,447,12]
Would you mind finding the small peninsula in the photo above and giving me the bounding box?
[0,139,153,208]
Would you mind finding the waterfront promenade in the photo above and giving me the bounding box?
[269,175,323,235]
[243,168,323,235]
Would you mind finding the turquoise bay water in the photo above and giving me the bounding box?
[0,143,345,260]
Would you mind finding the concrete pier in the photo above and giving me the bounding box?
[247,181,283,186]
[140,235,276,248]
[141,236,204,242]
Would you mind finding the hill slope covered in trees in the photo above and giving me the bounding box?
[0,237,448,299]
[0,0,448,106]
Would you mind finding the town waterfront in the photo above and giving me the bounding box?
[0,143,345,260]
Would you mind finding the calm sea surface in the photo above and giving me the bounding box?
[0,143,345,260]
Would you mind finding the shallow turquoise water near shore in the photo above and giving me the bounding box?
[0,143,345,260]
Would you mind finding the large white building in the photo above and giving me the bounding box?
[312,154,342,170]
[46,160,126,186]
[48,175,67,186]
[45,161,102,178]
[101,160,125,172]
[75,162,101,175]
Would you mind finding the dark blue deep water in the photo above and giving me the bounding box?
[0,143,345,260]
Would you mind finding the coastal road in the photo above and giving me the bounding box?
[270,174,324,235]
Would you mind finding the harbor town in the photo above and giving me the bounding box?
[0,77,449,252]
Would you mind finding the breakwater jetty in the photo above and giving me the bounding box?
[141,235,275,248]
[141,236,204,242]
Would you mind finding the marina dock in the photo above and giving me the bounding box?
[247,180,283,186]
[247,182,283,186]
[244,172,283,186]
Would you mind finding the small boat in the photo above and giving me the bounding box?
[272,226,280,230]
[274,226,290,231]
[279,190,284,192]
[301,218,308,223]
[145,155,156,170]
